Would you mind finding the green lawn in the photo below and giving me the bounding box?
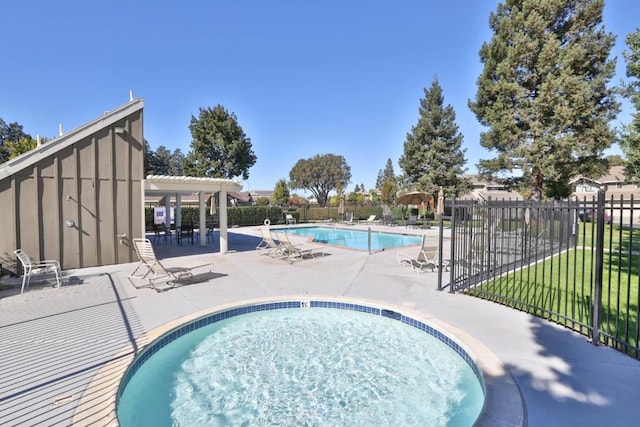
[577,222,640,252]
[469,247,639,350]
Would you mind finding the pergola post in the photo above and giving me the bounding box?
[219,189,228,253]
[198,191,206,246]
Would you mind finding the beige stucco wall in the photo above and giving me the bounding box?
[0,103,144,274]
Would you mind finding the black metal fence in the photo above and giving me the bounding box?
[446,192,640,359]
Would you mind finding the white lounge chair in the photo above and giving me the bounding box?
[364,214,379,224]
[285,213,297,224]
[13,249,62,293]
[397,235,448,273]
[274,231,324,261]
[344,212,355,225]
[128,238,213,291]
[256,226,285,258]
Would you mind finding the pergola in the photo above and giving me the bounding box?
[143,175,243,253]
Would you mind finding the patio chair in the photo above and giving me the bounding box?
[363,214,379,224]
[274,231,325,261]
[343,212,355,225]
[128,238,213,291]
[206,224,215,245]
[13,249,62,294]
[177,222,194,246]
[285,213,297,224]
[256,226,285,258]
[405,215,418,228]
[397,235,448,273]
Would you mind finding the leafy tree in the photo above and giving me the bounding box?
[0,118,31,163]
[469,0,619,199]
[353,184,361,193]
[380,179,398,205]
[288,195,308,206]
[272,179,290,206]
[620,28,640,182]
[185,105,257,180]
[256,197,270,206]
[347,191,364,205]
[5,136,37,159]
[289,154,351,207]
[605,154,625,167]
[399,77,471,198]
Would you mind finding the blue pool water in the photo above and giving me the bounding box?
[117,302,484,427]
[278,226,422,250]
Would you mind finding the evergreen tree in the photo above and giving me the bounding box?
[185,105,257,180]
[382,158,395,183]
[620,28,640,182]
[143,139,157,177]
[377,158,398,204]
[154,145,173,175]
[375,169,384,190]
[469,0,619,199]
[399,77,471,198]
[168,148,185,176]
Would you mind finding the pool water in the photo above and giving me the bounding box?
[279,226,422,251]
[117,307,484,427]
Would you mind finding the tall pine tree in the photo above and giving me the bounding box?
[376,158,398,204]
[185,105,257,180]
[399,77,470,198]
[620,28,640,183]
[469,0,619,199]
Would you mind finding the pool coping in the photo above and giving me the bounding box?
[72,295,526,427]
[270,224,430,253]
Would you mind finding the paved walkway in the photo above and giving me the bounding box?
[1,225,639,426]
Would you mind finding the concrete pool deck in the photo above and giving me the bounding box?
[1,224,639,426]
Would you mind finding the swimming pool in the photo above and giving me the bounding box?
[117,300,485,426]
[277,226,422,251]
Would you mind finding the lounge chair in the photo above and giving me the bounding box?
[364,214,379,224]
[128,238,213,291]
[343,212,355,225]
[397,235,449,273]
[274,231,325,261]
[406,215,418,228]
[285,213,297,224]
[256,226,285,257]
[13,249,62,293]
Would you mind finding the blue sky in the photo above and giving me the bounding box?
[1,1,639,194]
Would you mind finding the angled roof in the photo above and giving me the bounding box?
[570,165,628,185]
[0,99,144,181]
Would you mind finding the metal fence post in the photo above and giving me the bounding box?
[591,190,606,346]
[437,212,444,291]
[448,198,456,293]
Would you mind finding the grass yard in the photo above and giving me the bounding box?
[577,222,640,252]
[468,247,640,351]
